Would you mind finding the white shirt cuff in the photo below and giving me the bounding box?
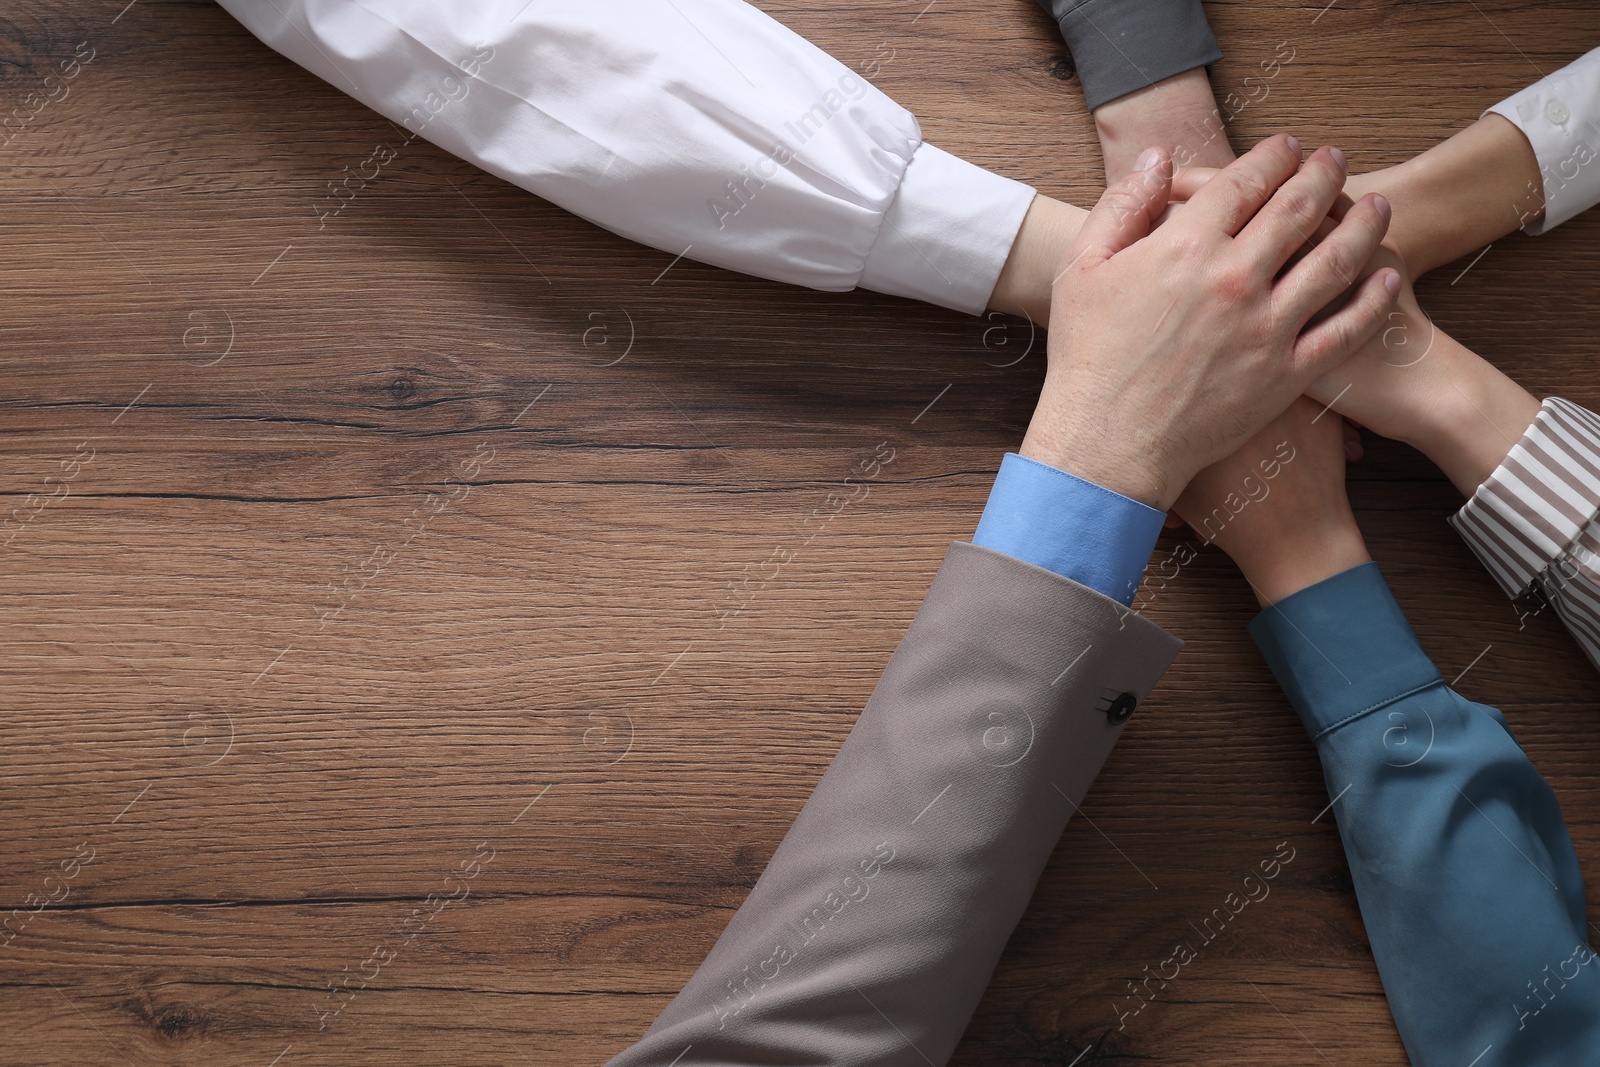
[1485,46,1600,235]
[858,142,1036,316]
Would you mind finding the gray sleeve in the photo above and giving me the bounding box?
[603,541,1184,1067]
[1036,0,1224,110]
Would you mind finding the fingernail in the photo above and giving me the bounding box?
[1383,269,1401,295]
[1372,193,1392,222]
[1284,134,1301,156]
[1329,146,1347,171]
[1133,147,1161,172]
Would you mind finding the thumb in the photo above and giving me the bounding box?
[1057,147,1173,277]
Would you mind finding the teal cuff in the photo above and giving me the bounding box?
[1247,561,1444,740]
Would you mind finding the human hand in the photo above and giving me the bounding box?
[1020,135,1400,511]
[1173,397,1371,607]
[1300,245,1541,494]
[1172,165,1541,497]
[1300,240,1451,443]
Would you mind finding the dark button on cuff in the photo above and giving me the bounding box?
[1106,692,1138,725]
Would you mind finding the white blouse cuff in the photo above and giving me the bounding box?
[1484,46,1600,236]
[858,142,1036,316]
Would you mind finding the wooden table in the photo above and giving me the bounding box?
[2,1,1597,1063]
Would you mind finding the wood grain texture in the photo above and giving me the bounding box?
[1,0,1597,1063]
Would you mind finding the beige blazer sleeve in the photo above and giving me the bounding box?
[603,541,1183,1066]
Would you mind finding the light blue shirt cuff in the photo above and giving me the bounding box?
[971,452,1165,605]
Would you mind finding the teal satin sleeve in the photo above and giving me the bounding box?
[1250,562,1600,1066]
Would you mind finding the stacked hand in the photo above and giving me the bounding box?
[1022,136,1399,512]
[1027,131,1544,608]
[1155,152,1545,590]
[1164,168,1509,451]
[1300,243,1540,496]
[1173,397,1371,606]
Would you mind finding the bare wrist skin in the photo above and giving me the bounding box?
[1345,113,1544,276]
[989,194,1088,326]
[1402,332,1541,496]
[1094,69,1237,181]
[1019,425,1170,510]
[1236,522,1372,608]
[998,68,1234,322]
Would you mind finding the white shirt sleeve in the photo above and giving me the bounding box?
[213,0,1037,316]
[1486,46,1600,236]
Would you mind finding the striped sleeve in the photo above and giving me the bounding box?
[1450,397,1600,670]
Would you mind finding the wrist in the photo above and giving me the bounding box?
[1406,342,1540,496]
[989,194,1088,325]
[1348,113,1543,277]
[1232,521,1371,607]
[1018,425,1172,511]
[1093,69,1236,180]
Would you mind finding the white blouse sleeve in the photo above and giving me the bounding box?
[1486,46,1600,236]
[213,0,1038,316]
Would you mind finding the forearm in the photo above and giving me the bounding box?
[605,544,1179,1066]
[1346,116,1543,276]
[1094,68,1237,180]
[1185,409,1373,609]
[990,195,1088,325]
[1250,563,1600,1065]
[1230,521,1371,609]
[1306,299,1540,500]
[1391,331,1541,497]
[219,0,1038,317]
[1349,46,1600,274]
